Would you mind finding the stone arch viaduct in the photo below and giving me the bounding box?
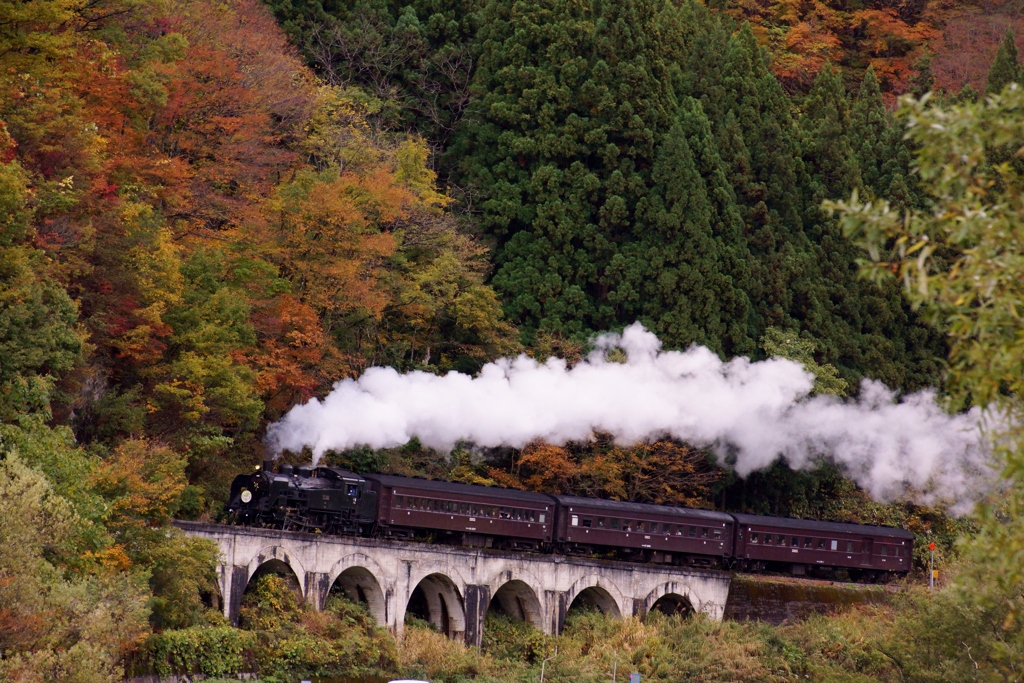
[175,521,732,646]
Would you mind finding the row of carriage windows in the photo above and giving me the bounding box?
[390,495,899,557]
[570,515,724,539]
[748,533,902,556]
[394,496,546,523]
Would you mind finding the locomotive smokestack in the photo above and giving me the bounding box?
[262,459,273,472]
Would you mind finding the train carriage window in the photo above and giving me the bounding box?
[527,510,536,522]
[894,546,901,556]
[539,513,546,523]
[804,538,813,548]
[701,528,710,539]
[500,507,511,519]
[764,534,773,544]
[880,545,888,556]
[688,526,697,537]
[671,525,680,536]
[713,529,723,540]
[460,503,470,515]
[791,536,799,547]
[582,518,592,528]
[778,535,786,545]
[571,514,579,527]
[611,518,620,530]
[750,533,759,543]
[831,540,839,551]
[395,496,404,507]
[846,541,855,552]
[597,517,606,528]
[818,539,827,549]
[623,520,632,532]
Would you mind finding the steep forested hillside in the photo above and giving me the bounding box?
[2,0,1023,679]
[1,0,516,677]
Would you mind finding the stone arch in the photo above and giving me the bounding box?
[404,572,466,640]
[244,545,306,603]
[488,579,544,630]
[641,582,695,619]
[326,554,388,625]
[565,575,624,620]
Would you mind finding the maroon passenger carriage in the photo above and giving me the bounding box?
[732,513,913,580]
[363,474,554,550]
[550,495,734,567]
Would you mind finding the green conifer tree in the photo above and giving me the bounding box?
[454,0,611,337]
[987,29,1020,95]
[850,67,888,193]
[909,53,935,99]
[850,67,919,211]
[800,63,859,202]
[457,0,689,339]
[607,100,754,355]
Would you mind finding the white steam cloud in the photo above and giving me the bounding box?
[268,323,995,510]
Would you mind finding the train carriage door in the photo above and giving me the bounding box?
[861,538,874,565]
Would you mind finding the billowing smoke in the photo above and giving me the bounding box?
[268,323,995,510]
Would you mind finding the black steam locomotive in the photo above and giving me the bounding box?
[227,461,913,581]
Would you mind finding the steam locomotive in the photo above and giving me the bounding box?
[227,460,913,581]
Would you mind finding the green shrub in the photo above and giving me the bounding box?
[144,626,256,677]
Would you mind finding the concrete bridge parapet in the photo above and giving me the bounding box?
[174,521,733,646]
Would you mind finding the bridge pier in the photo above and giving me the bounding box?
[179,521,732,644]
[464,584,490,647]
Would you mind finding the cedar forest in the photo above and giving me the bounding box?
[2,0,1024,680]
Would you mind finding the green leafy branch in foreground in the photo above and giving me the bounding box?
[830,85,1024,451]
[829,85,1024,678]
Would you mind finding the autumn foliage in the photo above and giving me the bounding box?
[488,438,721,509]
[0,0,515,676]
